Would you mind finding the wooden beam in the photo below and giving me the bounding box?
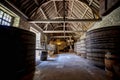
[43,23,49,30]
[53,25,77,30]
[81,0,93,19]
[31,23,44,34]
[43,30,86,33]
[50,0,79,1]
[69,0,74,17]
[40,7,54,29]
[34,0,39,6]
[4,0,28,19]
[63,22,66,39]
[53,1,61,16]
[29,18,102,23]
[63,0,65,20]
[71,23,81,31]
[51,36,80,38]
[39,7,47,19]
[50,0,74,1]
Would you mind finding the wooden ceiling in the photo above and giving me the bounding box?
[1,0,101,40]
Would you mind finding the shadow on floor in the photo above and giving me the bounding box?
[46,59,56,61]
[20,71,35,80]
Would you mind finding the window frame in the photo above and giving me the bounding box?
[0,9,13,26]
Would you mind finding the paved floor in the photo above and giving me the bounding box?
[21,53,107,80]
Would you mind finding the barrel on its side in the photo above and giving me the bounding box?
[105,51,120,79]
[0,25,36,79]
[79,39,86,58]
[41,51,48,61]
[86,25,120,68]
[74,42,81,55]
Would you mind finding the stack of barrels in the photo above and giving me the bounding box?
[0,25,36,79]
[74,42,81,55]
[79,39,86,58]
[86,25,120,79]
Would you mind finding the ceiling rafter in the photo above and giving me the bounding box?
[53,1,61,17]
[39,7,54,30]
[63,0,65,20]
[72,23,82,31]
[77,0,97,19]
[51,36,80,38]
[20,0,30,7]
[77,23,87,31]
[53,16,74,19]
[39,7,49,30]
[25,2,35,13]
[81,0,93,19]
[57,1,64,17]
[66,24,73,31]
[63,22,66,38]
[53,25,72,30]
[43,30,86,33]
[68,0,74,18]
[2,0,101,39]
[42,1,57,18]
[43,23,49,30]
[82,0,100,18]
[34,0,39,6]
[72,1,85,18]
[70,23,80,31]
[4,0,29,19]
[74,0,94,32]
[39,7,47,19]
[70,11,78,19]
[29,18,102,23]
[77,23,85,31]
[75,1,86,15]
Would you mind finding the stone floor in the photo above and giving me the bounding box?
[21,53,108,80]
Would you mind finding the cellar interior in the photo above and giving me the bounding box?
[0,0,120,80]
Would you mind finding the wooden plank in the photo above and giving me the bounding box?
[43,30,86,33]
[29,18,102,23]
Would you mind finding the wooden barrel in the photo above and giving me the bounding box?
[74,42,81,55]
[0,25,36,79]
[79,39,86,58]
[86,25,120,68]
[105,51,120,79]
[40,51,48,61]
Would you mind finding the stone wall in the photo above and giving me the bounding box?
[88,6,120,31]
[19,18,31,31]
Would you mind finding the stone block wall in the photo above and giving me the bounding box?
[88,6,120,31]
[19,18,31,31]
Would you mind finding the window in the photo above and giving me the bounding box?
[0,10,13,26]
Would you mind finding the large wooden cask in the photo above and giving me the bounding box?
[105,51,120,79]
[0,25,36,79]
[74,42,81,55]
[86,25,120,68]
[79,38,86,58]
